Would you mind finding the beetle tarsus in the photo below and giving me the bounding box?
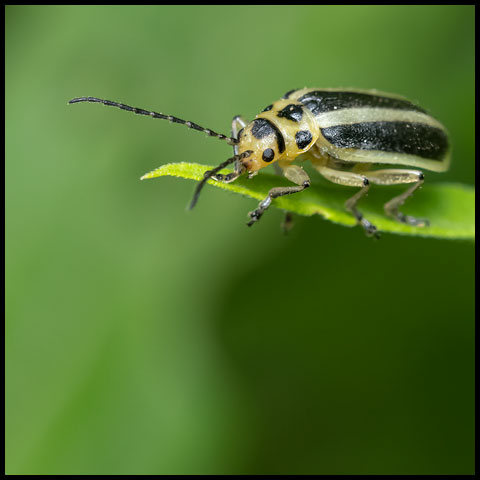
[384,176,429,228]
[362,220,380,239]
[392,212,430,228]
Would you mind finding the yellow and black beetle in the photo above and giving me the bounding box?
[69,88,450,237]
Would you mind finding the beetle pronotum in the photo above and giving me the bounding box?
[69,88,450,237]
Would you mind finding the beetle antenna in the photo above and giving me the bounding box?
[189,150,252,210]
[68,96,239,145]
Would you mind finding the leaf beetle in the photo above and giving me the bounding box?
[69,88,450,237]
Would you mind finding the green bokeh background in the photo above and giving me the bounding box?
[5,5,474,475]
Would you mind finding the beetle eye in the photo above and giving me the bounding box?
[262,148,275,162]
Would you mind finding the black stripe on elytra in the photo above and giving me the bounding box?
[262,104,273,112]
[298,91,427,115]
[321,121,448,160]
[251,118,285,153]
[277,104,303,122]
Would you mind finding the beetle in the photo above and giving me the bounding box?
[69,88,450,237]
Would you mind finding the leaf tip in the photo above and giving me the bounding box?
[140,169,158,180]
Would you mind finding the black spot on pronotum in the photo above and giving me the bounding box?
[262,148,275,162]
[251,118,286,154]
[262,104,273,112]
[295,130,313,149]
[277,104,303,122]
[251,118,274,139]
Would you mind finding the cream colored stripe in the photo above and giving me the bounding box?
[316,108,446,130]
[331,147,451,172]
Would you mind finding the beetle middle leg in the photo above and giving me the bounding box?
[367,169,428,227]
[247,164,310,227]
[314,163,379,238]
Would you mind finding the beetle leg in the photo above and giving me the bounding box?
[367,169,428,227]
[314,163,379,238]
[209,155,245,183]
[281,211,294,234]
[273,163,295,232]
[247,165,310,227]
[209,167,244,184]
[223,115,249,177]
[207,115,249,185]
[231,115,248,156]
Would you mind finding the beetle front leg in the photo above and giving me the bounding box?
[209,167,244,184]
[247,165,310,227]
[230,115,248,156]
[367,169,428,227]
[208,115,248,185]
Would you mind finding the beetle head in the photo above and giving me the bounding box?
[236,118,286,173]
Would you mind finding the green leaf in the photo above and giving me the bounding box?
[141,162,475,240]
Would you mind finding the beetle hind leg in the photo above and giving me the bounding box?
[313,162,379,238]
[344,179,379,238]
[368,169,429,227]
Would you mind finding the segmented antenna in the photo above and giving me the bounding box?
[68,97,239,145]
[189,150,252,210]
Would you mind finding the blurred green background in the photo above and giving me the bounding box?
[6,5,474,475]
